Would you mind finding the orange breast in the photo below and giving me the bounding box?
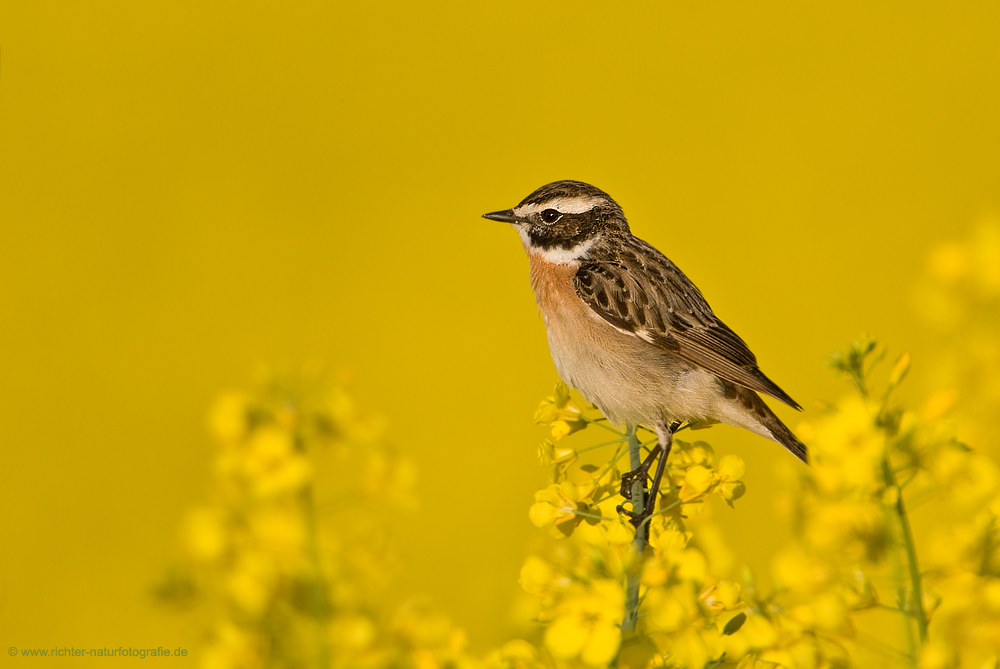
[524,248,687,426]
[527,253,581,318]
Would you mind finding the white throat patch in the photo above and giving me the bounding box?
[518,227,595,264]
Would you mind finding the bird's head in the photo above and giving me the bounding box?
[483,181,630,255]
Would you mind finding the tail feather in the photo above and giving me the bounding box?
[763,410,808,463]
[741,387,808,463]
[754,370,803,412]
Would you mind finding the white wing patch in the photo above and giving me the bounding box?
[636,329,656,345]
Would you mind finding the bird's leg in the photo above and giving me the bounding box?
[617,421,679,528]
[618,443,661,499]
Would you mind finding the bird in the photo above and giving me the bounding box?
[484,180,806,527]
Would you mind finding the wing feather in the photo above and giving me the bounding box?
[574,237,801,410]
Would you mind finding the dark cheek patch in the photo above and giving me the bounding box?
[527,213,600,251]
[529,228,591,251]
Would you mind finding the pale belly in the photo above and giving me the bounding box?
[542,299,722,427]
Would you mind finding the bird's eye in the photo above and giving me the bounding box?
[541,209,562,224]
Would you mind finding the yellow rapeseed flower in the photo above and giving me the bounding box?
[805,499,887,561]
[182,508,228,562]
[534,382,590,441]
[594,498,635,547]
[644,583,697,632]
[484,639,546,669]
[772,546,835,595]
[537,438,577,466]
[681,465,715,500]
[706,580,742,610]
[808,395,885,490]
[242,427,312,497]
[734,614,779,650]
[518,555,569,608]
[390,600,456,650]
[226,551,276,615]
[670,439,715,468]
[247,507,307,569]
[330,613,377,652]
[200,621,259,669]
[208,392,250,444]
[667,627,721,669]
[528,482,581,529]
[542,580,624,666]
[717,454,747,506]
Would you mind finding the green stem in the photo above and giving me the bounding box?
[856,631,915,665]
[882,457,928,649]
[301,485,332,669]
[594,443,628,485]
[572,510,616,522]
[575,437,629,455]
[622,426,644,633]
[583,415,629,437]
[594,437,650,486]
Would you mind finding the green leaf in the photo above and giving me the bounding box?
[723,612,747,636]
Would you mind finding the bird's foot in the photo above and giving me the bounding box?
[616,498,656,528]
[617,443,662,527]
[616,422,679,529]
[618,444,661,498]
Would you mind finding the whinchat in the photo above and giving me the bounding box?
[485,181,806,525]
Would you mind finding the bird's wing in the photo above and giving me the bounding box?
[573,239,801,410]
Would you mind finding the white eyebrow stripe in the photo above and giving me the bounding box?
[514,195,606,217]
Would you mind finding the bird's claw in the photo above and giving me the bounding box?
[616,501,654,528]
[618,444,662,498]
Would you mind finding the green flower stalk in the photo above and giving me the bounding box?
[623,426,644,634]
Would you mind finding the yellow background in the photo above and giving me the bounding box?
[1,0,998,661]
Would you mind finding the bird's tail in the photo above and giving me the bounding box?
[742,388,809,463]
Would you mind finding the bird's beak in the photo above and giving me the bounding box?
[482,209,524,224]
